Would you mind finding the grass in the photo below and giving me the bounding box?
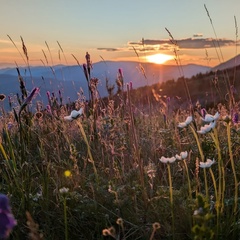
[1,18,240,238]
[0,62,240,239]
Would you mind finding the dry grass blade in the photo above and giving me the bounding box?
[45,41,54,65]
[42,49,48,65]
[7,35,27,65]
[20,36,29,61]
[26,211,44,240]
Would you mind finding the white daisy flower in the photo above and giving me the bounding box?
[178,116,193,128]
[64,108,84,121]
[159,156,176,164]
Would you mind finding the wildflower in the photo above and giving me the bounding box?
[197,121,216,134]
[19,87,40,114]
[64,108,84,121]
[199,158,215,168]
[116,218,123,226]
[102,229,109,236]
[201,111,220,123]
[221,115,233,126]
[177,116,193,128]
[232,112,239,124]
[175,151,188,160]
[144,162,157,179]
[64,170,72,178]
[35,112,43,119]
[0,94,6,101]
[118,68,123,79]
[59,187,69,194]
[0,194,17,239]
[159,156,176,164]
[7,123,13,130]
[46,105,52,114]
[23,88,40,106]
[152,222,161,230]
[193,207,203,215]
[46,91,51,99]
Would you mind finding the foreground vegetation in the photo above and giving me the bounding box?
[0,52,239,240]
[1,12,240,236]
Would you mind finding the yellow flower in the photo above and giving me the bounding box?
[64,170,72,177]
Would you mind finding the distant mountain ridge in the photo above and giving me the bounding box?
[212,54,240,71]
[0,61,211,110]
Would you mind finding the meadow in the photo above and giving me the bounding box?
[0,24,240,239]
[0,53,239,240]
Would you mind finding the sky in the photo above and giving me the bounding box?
[0,0,239,68]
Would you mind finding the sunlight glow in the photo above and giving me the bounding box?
[146,53,174,64]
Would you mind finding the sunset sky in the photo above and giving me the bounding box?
[0,0,239,68]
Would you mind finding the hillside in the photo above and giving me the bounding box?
[127,63,240,109]
[0,61,210,110]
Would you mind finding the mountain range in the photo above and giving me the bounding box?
[0,54,239,109]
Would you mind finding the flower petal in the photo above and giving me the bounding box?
[180,151,188,159]
[185,116,193,125]
[64,115,73,121]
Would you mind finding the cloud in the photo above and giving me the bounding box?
[193,33,203,37]
[128,38,238,50]
[97,47,121,52]
[0,39,13,44]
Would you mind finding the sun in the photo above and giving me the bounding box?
[146,53,174,64]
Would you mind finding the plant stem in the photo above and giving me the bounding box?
[76,120,98,183]
[203,168,209,199]
[209,168,219,235]
[210,129,224,213]
[226,123,238,215]
[167,163,174,239]
[63,197,68,240]
[127,84,148,207]
[189,125,204,161]
[183,160,192,200]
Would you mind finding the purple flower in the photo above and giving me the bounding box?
[118,69,123,78]
[129,81,133,90]
[200,108,207,118]
[46,105,52,114]
[0,194,17,239]
[46,91,51,98]
[25,88,40,105]
[232,112,239,124]
[19,87,40,114]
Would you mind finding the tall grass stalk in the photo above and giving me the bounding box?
[183,159,192,200]
[165,28,193,110]
[209,167,219,235]
[167,163,175,239]
[63,196,68,240]
[126,84,148,207]
[203,168,209,200]
[189,125,204,161]
[210,129,225,213]
[204,4,235,108]
[226,122,238,215]
[189,125,207,196]
[76,120,98,182]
